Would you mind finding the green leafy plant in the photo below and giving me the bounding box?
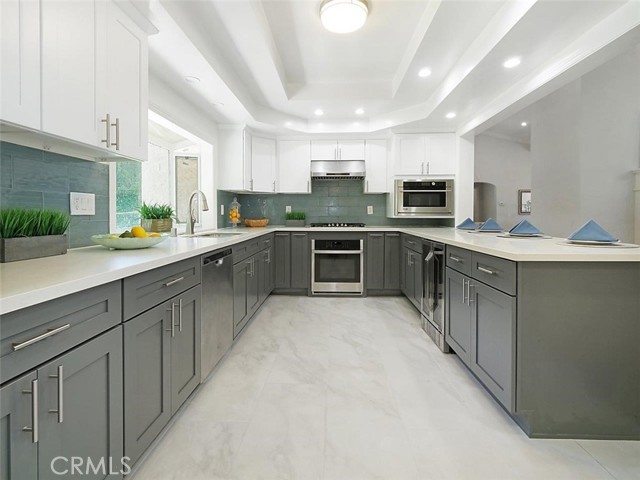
[0,208,71,239]
[286,211,306,221]
[137,202,174,219]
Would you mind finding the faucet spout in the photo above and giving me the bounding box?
[186,190,209,235]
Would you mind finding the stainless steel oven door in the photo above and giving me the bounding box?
[311,241,364,294]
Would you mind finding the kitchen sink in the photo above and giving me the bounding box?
[185,231,246,238]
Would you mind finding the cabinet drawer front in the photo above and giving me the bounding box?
[261,234,274,250]
[0,282,121,384]
[123,257,201,320]
[402,234,422,253]
[233,238,261,264]
[471,252,516,295]
[446,245,472,276]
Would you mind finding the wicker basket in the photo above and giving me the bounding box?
[244,218,270,227]
[141,218,173,233]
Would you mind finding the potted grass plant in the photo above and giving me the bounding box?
[138,202,174,233]
[0,208,71,262]
[285,211,306,227]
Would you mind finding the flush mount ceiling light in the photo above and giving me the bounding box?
[521,121,528,127]
[320,0,368,34]
[445,112,456,119]
[184,76,200,84]
[314,109,324,116]
[503,57,521,69]
[418,67,432,78]
[355,108,364,115]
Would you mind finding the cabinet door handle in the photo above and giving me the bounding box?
[22,379,38,443]
[164,276,184,287]
[247,260,253,277]
[265,248,271,264]
[166,304,175,337]
[334,147,337,160]
[111,117,120,151]
[477,266,496,275]
[307,180,310,192]
[426,162,430,175]
[178,298,183,332]
[468,283,475,304]
[273,180,276,192]
[48,365,64,423]
[462,278,466,303]
[12,324,71,351]
[449,255,462,263]
[101,114,111,148]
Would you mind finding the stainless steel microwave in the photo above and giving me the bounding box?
[394,179,454,216]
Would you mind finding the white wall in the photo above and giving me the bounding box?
[529,45,640,241]
[474,134,531,229]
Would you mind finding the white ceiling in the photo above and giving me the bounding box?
[143,0,640,135]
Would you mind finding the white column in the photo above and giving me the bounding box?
[634,170,640,244]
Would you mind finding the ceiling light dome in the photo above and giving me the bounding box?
[320,0,368,34]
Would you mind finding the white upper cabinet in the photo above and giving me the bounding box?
[311,139,365,160]
[0,0,41,129]
[104,1,148,160]
[338,140,365,160]
[364,140,388,194]
[425,133,456,175]
[392,133,455,176]
[41,0,103,146]
[278,140,311,194]
[251,136,276,193]
[218,129,277,193]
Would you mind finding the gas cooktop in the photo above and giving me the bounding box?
[309,223,366,228]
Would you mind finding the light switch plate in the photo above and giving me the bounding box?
[286,206,292,213]
[367,205,373,215]
[220,204,225,215]
[70,192,95,215]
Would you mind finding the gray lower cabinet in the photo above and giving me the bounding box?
[124,286,201,465]
[366,233,385,290]
[258,246,274,302]
[274,233,291,289]
[402,247,422,309]
[384,233,401,290]
[469,281,515,411]
[233,256,259,338]
[1,327,124,480]
[445,267,471,365]
[290,233,309,290]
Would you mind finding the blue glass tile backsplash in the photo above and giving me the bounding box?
[0,142,110,248]
[217,180,453,228]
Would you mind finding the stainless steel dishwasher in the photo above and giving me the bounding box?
[201,248,234,381]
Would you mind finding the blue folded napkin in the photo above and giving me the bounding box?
[456,218,477,230]
[478,218,503,231]
[568,220,618,242]
[509,219,543,236]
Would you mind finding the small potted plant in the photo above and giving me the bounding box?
[0,208,71,262]
[285,211,306,227]
[138,202,174,233]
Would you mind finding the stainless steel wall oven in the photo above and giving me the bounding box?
[311,239,364,295]
[394,179,454,216]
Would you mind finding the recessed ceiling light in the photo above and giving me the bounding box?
[285,121,293,127]
[521,121,528,127]
[210,101,224,107]
[446,112,456,119]
[320,0,368,34]
[355,108,364,115]
[184,76,200,84]
[418,67,432,78]
[503,57,521,69]
[314,109,324,116]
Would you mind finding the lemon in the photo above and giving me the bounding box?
[131,226,148,238]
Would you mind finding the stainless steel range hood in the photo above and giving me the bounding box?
[311,160,365,180]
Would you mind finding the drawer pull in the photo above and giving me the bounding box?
[22,379,38,443]
[164,276,185,287]
[449,255,462,263]
[369,234,383,237]
[12,324,71,351]
[48,365,64,423]
[477,266,496,275]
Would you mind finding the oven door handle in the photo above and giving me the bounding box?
[312,250,363,255]
[398,189,451,193]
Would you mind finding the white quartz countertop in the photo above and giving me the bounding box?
[1,226,638,315]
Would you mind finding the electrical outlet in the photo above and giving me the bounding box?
[70,192,95,215]
[286,206,292,213]
[220,204,225,215]
[367,205,374,215]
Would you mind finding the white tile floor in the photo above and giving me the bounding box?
[131,296,640,480]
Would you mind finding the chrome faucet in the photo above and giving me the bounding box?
[186,190,209,235]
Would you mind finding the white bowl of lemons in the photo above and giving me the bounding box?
[91,226,167,250]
